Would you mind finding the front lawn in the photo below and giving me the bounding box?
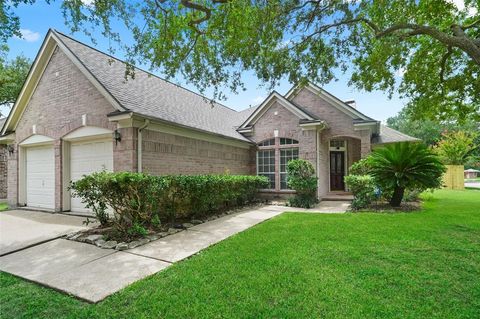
[1,189,479,318]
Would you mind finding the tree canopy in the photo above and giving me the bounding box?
[386,108,480,146]
[2,0,479,121]
[0,54,31,117]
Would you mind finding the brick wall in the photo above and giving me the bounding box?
[249,101,317,193]
[0,145,7,199]
[292,88,371,197]
[247,88,371,198]
[141,129,253,175]
[291,88,372,145]
[10,47,119,210]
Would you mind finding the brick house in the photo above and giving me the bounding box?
[0,30,417,212]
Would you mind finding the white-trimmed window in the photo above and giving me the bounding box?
[257,149,275,189]
[258,138,275,146]
[280,148,299,189]
[280,138,299,145]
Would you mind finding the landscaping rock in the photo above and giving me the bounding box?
[191,219,203,225]
[128,241,142,249]
[157,232,169,238]
[182,223,194,228]
[168,228,180,234]
[66,232,82,241]
[84,234,103,244]
[115,242,129,250]
[95,239,106,247]
[138,238,150,246]
[99,241,117,249]
[147,235,159,241]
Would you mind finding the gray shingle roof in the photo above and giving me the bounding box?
[373,125,420,144]
[54,31,251,142]
[0,118,6,133]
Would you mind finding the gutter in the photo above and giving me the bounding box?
[137,119,150,172]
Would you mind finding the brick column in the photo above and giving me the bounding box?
[359,129,372,158]
[7,147,18,207]
[113,127,138,172]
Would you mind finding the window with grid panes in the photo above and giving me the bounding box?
[280,148,299,189]
[257,149,275,189]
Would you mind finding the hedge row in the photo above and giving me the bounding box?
[70,172,268,238]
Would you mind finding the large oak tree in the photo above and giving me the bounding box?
[2,0,479,121]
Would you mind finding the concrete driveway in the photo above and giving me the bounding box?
[0,210,90,256]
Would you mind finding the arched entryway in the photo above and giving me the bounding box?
[327,136,361,192]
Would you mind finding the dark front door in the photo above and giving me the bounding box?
[330,151,345,191]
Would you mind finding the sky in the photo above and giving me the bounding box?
[2,1,416,122]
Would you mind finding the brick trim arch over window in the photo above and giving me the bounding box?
[256,137,299,191]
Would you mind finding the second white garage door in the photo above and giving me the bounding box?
[70,139,113,213]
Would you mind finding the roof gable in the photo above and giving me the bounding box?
[1,30,125,135]
[238,91,316,129]
[285,82,374,121]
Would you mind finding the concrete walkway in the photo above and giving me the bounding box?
[0,210,91,256]
[0,202,348,303]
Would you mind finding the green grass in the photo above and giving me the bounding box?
[0,202,8,211]
[1,189,480,318]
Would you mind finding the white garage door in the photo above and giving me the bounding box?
[70,139,113,213]
[26,145,55,209]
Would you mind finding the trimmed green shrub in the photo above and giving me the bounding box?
[348,158,372,176]
[70,172,268,239]
[158,174,269,220]
[68,172,110,226]
[344,175,376,210]
[286,159,318,208]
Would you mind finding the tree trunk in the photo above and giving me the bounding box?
[389,187,405,207]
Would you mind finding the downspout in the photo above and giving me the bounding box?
[316,129,320,200]
[137,119,150,172]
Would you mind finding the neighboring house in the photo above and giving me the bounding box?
[465,169,480,179]
[0,29,417,212]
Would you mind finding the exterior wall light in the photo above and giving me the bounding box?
[7,144,15,155]
[113,129,122,145]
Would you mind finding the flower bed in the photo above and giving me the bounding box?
[68,172,268,248]
[65,202,264,250]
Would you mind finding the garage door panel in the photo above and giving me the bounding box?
[26,145,55,209]
[70,140,113,213]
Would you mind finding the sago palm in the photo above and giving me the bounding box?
[369,142,445,207]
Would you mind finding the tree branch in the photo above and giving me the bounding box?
[180,0,229,34]
[439,46,452,83]
[316,18,480,65]
[461,19,480,30]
